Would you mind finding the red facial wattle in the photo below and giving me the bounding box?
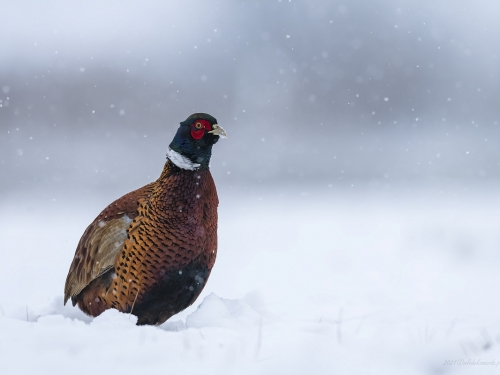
[190,119,212,140]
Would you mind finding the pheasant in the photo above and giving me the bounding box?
[64,113,226,325]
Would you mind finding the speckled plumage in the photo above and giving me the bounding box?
[64,113,224,325]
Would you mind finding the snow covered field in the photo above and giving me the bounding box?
[1,0,499,373]
[1,182,499,374]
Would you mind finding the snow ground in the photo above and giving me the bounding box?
[1,182,500,374]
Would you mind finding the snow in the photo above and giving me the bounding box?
[1,183,500,374]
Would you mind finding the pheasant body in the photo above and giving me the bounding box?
[64,113,226,325]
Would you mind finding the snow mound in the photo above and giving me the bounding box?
[35,295,93,323]
[186,293,263,329]
[91,308,138,327]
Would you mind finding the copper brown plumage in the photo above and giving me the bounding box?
[64,113,226,325]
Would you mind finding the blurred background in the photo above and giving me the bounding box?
[1,2,500,372]
[1,0,499,196]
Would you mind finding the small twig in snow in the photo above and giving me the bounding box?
[129,289,140,319]
[255,315,263,359]
[336,307,343,344]
[444,318,456,339]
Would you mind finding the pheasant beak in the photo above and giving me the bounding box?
[208,124,227,138]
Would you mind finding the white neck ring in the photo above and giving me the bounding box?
[167,148,200,170]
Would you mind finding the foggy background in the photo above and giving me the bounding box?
[1,0,499,198]
[2,2,500,372]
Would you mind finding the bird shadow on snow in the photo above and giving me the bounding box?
[7,292,273,331]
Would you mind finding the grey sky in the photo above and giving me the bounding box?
[1,0,499,194]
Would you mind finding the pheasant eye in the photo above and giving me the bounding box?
[195,122,203,129]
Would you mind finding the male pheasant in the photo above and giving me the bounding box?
[64,113,226,325]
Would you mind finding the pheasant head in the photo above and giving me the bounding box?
[168,113,227,170]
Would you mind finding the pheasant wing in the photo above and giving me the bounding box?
[63,184,153,305]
